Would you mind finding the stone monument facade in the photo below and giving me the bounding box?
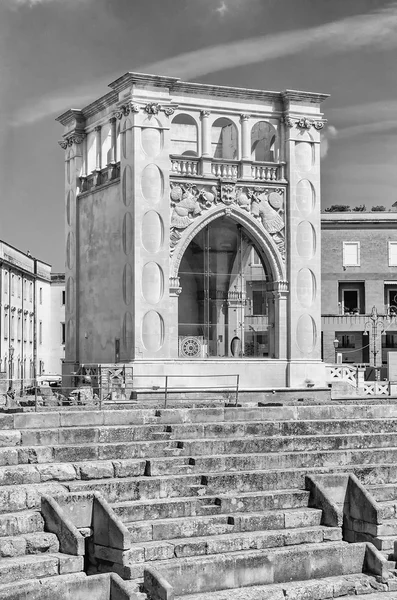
[57,73,328,389]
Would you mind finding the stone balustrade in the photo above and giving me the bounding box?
[251,163,279,181]
[171,157,199,176]
[211,160,239,179]
[170,155,284,182]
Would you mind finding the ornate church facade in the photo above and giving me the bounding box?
[57,73,328,389]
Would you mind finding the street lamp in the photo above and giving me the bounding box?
[333,338,339,363]
[364,306,384,374]
[8,345,14,391]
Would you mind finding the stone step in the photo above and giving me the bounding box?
[369,484,397,502]
[65,463,397,503]
[0,482,67,514]
[14,417,397,449]
[112,489,311,522]
[373,535,397,551]
[0,573,88,600]
[0,531,59,557]
[128,524,341,565]
[178,572,388,600]
[0,510,44,538]
[12,404,397,431]
[145,447,397,476]
[125,508,323,543]
[131,540,365,587]
[0,552,84,585]
[5,431,397,468]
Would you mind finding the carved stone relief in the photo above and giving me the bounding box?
[169,182,286,260]
[282,115,325,130]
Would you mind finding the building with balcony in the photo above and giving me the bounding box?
[57,72,328,389]
[0,241,65,390]
[321,211,397,367]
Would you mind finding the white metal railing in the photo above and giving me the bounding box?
[251,163,279,181]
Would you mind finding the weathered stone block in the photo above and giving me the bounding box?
[79,461,114,481]
[58,552,84,574]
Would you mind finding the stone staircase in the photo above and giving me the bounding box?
[2,403,397,598]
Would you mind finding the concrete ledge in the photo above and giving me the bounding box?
[41,494,85,555]
[144,566,175,600]
[92,492,132,550]
[305,475,342,527]
[365,542,390,581]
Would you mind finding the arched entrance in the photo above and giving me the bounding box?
[178,216,276,358]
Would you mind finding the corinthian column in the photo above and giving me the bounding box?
[240,113,251,160]
[201,110,211,157]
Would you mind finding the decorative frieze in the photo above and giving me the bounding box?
[282,115,325,130]
[58,132,86,149]
[169,182,286,260]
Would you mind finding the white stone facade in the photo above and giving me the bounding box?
[0,241,65,390]
[57,73,328,389]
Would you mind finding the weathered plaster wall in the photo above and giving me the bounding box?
[78,183,121,363]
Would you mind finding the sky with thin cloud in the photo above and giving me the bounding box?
[1,0,397,270]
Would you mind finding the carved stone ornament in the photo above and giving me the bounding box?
[58,132,86,149]
[312,120,325,130]
[201,110,211,118]
[169,182,286,261]
[130,103,140,113]
[163,106,176,116]
[145,102,161,115]
[240,113,250,121]
[296,117,312,129]
[281,116,295,127]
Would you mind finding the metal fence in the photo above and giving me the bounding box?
[0,367,240,410]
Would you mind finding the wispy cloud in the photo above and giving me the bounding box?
[328,100,397,124]
[143,2,397,78]
[10,1,397,127]
[5,0,89,7]
[336,120,397,139]
[321,126,338,158]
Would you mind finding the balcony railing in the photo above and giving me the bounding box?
[79,163,120,193]
[170,155,284,182]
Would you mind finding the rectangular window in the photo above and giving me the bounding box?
[29,282,33,303]
[11,274,15,296]
[251,249,261,266]
[11,315,15,340]
[4,313,8,339]
[24,316,27,342]
[383,333,397,348]
[23,279,27,301]
[18,276,21,298]
[39,287,43,305]
[252,290,266,315]
[342,289,359,314]
[62,290,66,305]
[4,271,8,294]
[17,315,21,341]
[343,242,360,267]
[338,334,356,349]
[61,322,66,345]
[39,320,43,345]
[389,242,397,266]
[29,318,33,342]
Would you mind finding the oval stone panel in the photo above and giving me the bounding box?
[142,211,163,253]
[66,276,75,309]
[66,157,71,185]
[66,232,75,270]
[122,118,132,159]
[122,212,133,256]
[122,165,132,207]
[66,190,74,226]
[122,264,133,306]
[295,141,313,171]
[141,127,162,158]
[142,262,164,304]
[296,221,316,260]
[296,268,316,309]
[142,311,164,352]
[296,179,315,217]
[296,313,317,355]
[141,164,163,205]
[123,311,133,353]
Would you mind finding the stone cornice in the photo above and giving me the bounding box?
[56,72,329,125]
[282,89,330,105]
[56,108,85,127]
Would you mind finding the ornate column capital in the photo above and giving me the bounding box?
[58,132,86,149]
[240,113,250,121]
[201,110,211,118]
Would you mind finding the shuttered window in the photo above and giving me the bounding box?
[388,242,397,266]
[343,242,360,267]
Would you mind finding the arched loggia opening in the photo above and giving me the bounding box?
[178,216,276,358]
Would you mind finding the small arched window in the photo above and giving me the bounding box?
[171,114,198,156]
[251,121,277,162]
[212,118,238,160]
